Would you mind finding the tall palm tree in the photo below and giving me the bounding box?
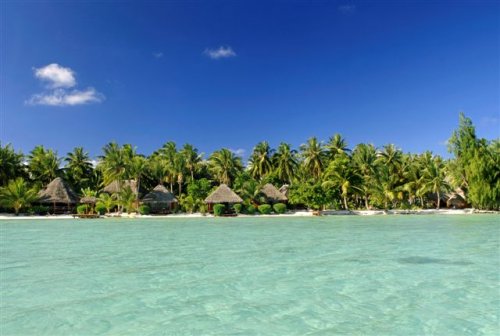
[148,154,169,185]
[99,142,127,186]
[0,143,26,186]
[248,141,274,180]
[27,145,62,187]
[181,144,202,182]
[0,178,38,215]
[422,156,449,209]
[65,147,93,191]
[128,155,146,204]
[325,134,350,161]
[173,152,186,196]
[160,141,177,192]
[351,144,377,209]
[273,142,298,185]
[322,153,359,210]
[300,137,326,181]
[208,148,243,186]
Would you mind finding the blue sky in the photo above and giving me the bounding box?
[1,0,499,160]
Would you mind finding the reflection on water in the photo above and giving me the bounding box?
[398,256,473,265]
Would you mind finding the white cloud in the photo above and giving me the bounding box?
[28,63,104,107]
[34,63,76,88]
[230,148,246,156]
[204,46,236,59]
[153,52,163,58]
[27,88,104,106]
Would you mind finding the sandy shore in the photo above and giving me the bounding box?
[1,208,495,220]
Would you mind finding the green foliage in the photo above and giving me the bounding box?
[138,204,150,215]
[118,186,137,213]
[233,203,242,214]
[273,203,287,214]
[187,178,212,201]
[0,143,26,187]
[258,204,272,214]
[288,181,328,210]
[179,195,199,213]
[77,204,89,214]
[30,205,49,215]
[0,178,38,215]
[97,193,115,213]
[245,204,257,214]
[95,203,106,215]
[208,149,243,186]
[27,145,62,187]
[213,204,225,216]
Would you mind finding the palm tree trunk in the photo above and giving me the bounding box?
[343,196,348,210]
[420,196,424,208]
[364,195,369,210]
[436,191,440,209]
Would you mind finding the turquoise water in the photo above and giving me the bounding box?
[1,216,498,335]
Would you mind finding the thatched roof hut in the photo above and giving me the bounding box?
[279,184,290,197]
[205,184,243,204]
[142,185,177,204]
[141,184,178,214]
[261,183,288,203]
[103,180,138,195]
[38,177,79,205]
[446,188,468,209]
[80,196,97,204]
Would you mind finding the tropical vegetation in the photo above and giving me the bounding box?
[0,114,498,214]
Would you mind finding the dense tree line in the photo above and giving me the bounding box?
[1,113,498,214]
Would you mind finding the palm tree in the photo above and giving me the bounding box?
[27,145,62,187]
[300,137,326,181]
[273,142,298,185]
[422,156,449,209]
[181,144,202,182]
[351,144,377,209]
[0,178,38,215]
[173,152,186,196]
[208,148,243,186]
[160,141,178,192]
[97,193,115,214]
[118,186,136,213]
[322,153,359,210]
[99,142,127,186]
[128,155,146,204]
[0,143,26,186]
[248,141,273,180]
[148,154,169,185]
[65,147,93,191]
[325,134,350,161]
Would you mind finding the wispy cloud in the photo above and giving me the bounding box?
[27,88,104,106]
[27,63,104,106]
[204,46,236,59]
[153,52,163,58]
[34,63,76,88]
[230,148,246,157]
[338,4,356,15]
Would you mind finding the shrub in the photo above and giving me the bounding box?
[273,203,287,214]
[138,204,150,215]
[31,205,49,215]
[246,205,257,214]
[233,203,242,214]
[95,203,106,215]
[76,204,88,214]
[213,204,225,216]
[258,204,272,215]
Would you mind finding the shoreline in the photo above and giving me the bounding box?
[0,209,497,220]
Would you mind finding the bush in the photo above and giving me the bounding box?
[213,204,225,216]
[31,205,49,215]
[95,203,106,215]
[273,203,287,214]
[258,204,272,215]
[233,203,242,214]
[76,204,88,214]
[138,204,150,215]
[246,205,257,214]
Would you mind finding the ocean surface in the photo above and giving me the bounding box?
[1,215,498,335]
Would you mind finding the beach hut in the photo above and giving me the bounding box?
[279,184,290,198]
[446,189,468,209]
[37,177,79,214]
[103,180,138,195]
[79,196,97,214]
[204,184,243,212]
[141,184,178,214]
[261,183,288,204]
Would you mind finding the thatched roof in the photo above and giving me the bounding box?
[261,183,288,202]
[205,184,243,204]
[103,180,138,195]
[80,196,97,204]
[38,177,79,204]
[142,184,177,204]
[279,184,290,197]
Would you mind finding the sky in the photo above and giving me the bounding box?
[1,0,499,160]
